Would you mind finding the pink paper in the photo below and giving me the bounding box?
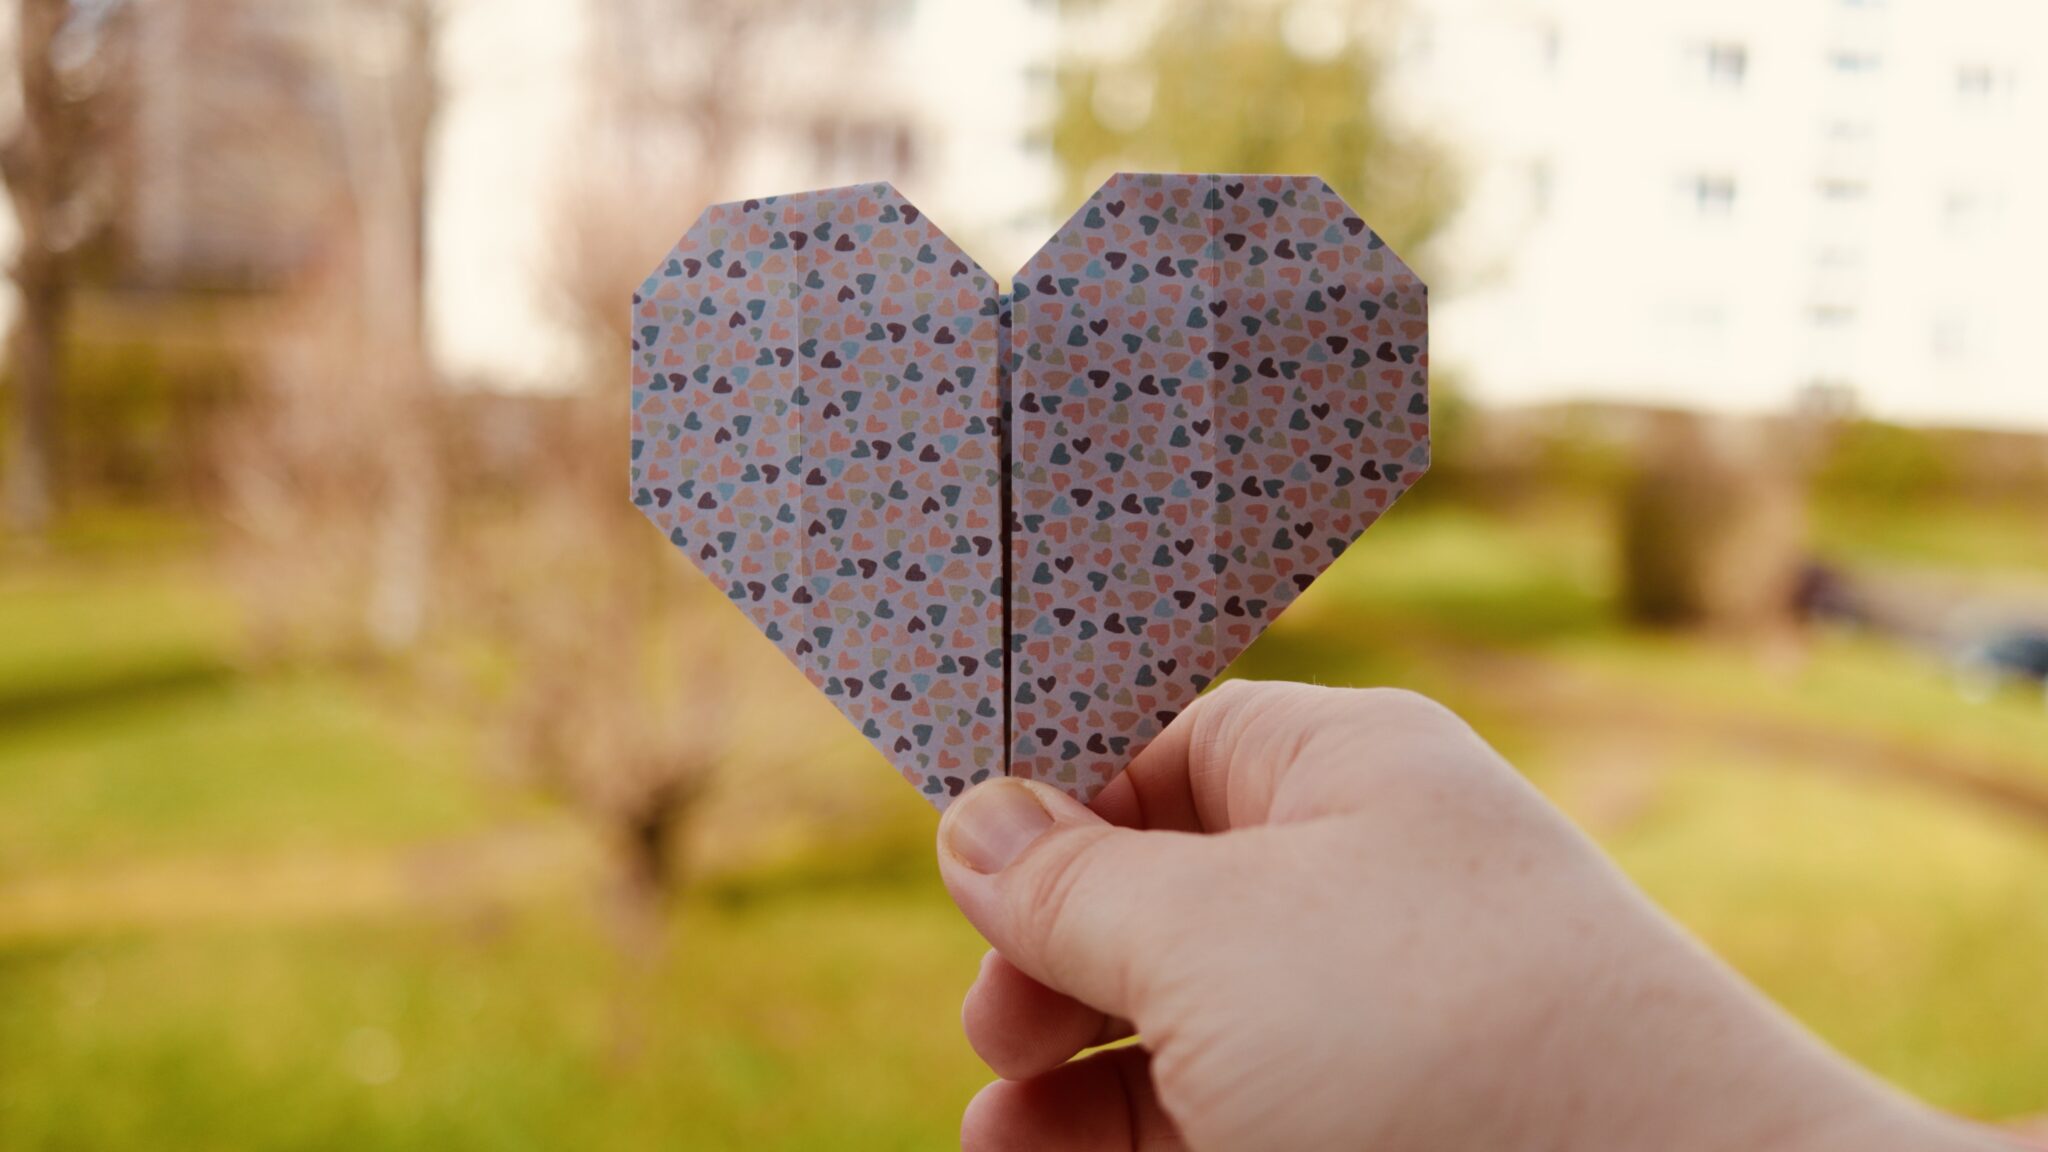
[631,184,1007,804]
[1009,174,1428,798]
[634,175,1428,809]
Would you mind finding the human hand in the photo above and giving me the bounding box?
[937,681,2005,1151]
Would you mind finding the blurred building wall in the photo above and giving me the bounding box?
[1393,0,2048,429]
[123,0,351,290]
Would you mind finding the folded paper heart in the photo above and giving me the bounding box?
[630,173,1428,809]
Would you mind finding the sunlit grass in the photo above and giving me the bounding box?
[1553,631,2048,786]
[0,557,235,714]
[1813,495,2048,579]
[0,888,987,1152]
[0,672,503,876]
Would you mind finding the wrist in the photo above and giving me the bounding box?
[1516,906,1942,1152]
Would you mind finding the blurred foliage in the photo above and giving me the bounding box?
[1812,418,2048,506]
[1051,0,1458,261]
[1814,419,1957,503]
[1617,415,1806,632]
[0,292,248,512]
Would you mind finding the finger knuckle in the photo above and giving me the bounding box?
[1189,678,1291,765]
[1351,685,1461,729]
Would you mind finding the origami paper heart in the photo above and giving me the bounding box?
[1008,173,1429,798]
[629,186,1008,800]
[630,174,1428,809]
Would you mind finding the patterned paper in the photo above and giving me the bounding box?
[1010,174,1429,796]
[630,184,1008,804]
[633,175,1428,809]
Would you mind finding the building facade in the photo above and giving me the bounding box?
[1391,0,2048,427]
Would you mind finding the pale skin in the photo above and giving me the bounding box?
[936,680,2014,1152]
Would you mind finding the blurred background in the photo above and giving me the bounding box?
[1,0,2045,1146]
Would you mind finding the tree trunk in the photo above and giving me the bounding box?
[4,268,63,536]
[329,0,440,652]
[3,0,72,539]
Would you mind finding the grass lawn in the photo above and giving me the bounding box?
[0,884,987,1152]
[2,494,2045,1147]
[0,557,499,877]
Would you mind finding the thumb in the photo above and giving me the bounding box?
[936,776,1212,1023]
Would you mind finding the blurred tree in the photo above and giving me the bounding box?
[1619,412,1807,634]
[328,0,440,652]
[556,0,867,353]
[467,395,737,960]
[1,0,126,537]
[1050,0,1456,259]
[220,0,442,656]
[466,0,870,956]
[118,0,352,290]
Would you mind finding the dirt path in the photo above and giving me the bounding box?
[1436,641,2048,833]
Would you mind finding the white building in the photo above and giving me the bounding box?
[1393,0,2048,428]
[432,0,2045,428]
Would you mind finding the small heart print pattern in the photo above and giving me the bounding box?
[1008,174,1428,800]
[633,175,1427,810]
[631,183,1008,806]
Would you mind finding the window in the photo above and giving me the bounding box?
[1701,41,1748,86]
[1691,175,1737,216]
[1796,383,1860,421]
[1814,246,1862,269]
[1818,177,1870,202]
[1823,119,1872,142]
[1810,304,1859,328]
[1535,21,1562,70]
[1932,316,1971,362]
[1943,188,2003,234]
[1829,51,1882,73]
[1528,160,1553,216]
[1956,63,2011,104]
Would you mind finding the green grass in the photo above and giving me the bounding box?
[1553,630,2048,788]
[0,560,496,875]
[1814,494,2048,578]
[0,673,498,876]
[0,886,987,1152]
[1251,496,2048,786]
[0,557,234,718]
[3,494,2047,1147]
